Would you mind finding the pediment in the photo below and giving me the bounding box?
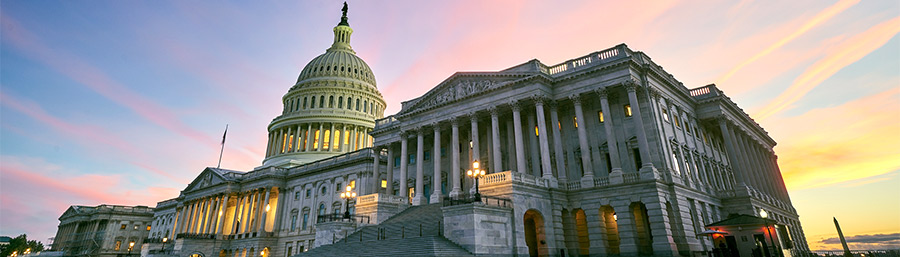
[183,168,228,192]
[59,206,81,219]
[400,73,533,115]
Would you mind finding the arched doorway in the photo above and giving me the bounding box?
[188,252,206,257]
[574,209,590,256]
[524,209,547,257]
[631,202,653,255]
[600,205,620,255]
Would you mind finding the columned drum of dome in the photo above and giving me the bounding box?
[263,4,385,167]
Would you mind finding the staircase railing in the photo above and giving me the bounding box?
[317,213,371,224]
[442,193,512,208]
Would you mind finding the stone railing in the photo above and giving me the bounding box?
[356,193,406,205]
[481,171,509,185]
[374,115,399,130]
[565,181,582,190]
[689,84,721,99]
[479,171,551,188]
[623,172,641,183]
[545,45,627,76]
[594,177,610,187]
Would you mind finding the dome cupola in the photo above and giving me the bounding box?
[262,2,385,167]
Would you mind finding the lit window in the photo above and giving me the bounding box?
[134,225,139,230]
[662,109,669,122]
[598,111,605,123]
[350,180,356,189]
[146,225,151,231]
[624,105,632,117]
[333,131,340,150]
[573,116,578,128]
[674,115,680,127]
[381,179,388,188]
[469,141,473,148]
[120,224,126,230]
[323,130,331,149]
[534,126,539,136]
[557,121,561,130]
[115,241,122,251]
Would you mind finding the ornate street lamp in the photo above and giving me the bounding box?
[340,185,356,220]
[467,160,486,202]
[161,237,168,254]
[128,241,135,256]
[760,209,778,257]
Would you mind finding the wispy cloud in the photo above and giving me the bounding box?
[770,87,900,190]
[754,16,900,120]
[817,233,900,250]
[715,0,860,86]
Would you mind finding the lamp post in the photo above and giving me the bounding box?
[128,241,135,256]
[161,237,168,254]
[340,185,356,220]
[760,209,777,257]
[466,160,486,202]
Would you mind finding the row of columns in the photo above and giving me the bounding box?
[717,118,789,202]
[266,123,372,157]
[379,82,665,205]
[173,188,280,239]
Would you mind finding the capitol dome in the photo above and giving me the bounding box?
[262,4,385,167]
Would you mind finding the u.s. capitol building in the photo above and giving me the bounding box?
[54,4,811,257]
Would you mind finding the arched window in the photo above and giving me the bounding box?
[309,96,316,109]
[329,96,334,108]
[319,96,325,108]
[321,186,327,195]
[370,102,374,114]
[347,97,353,110]
[302,97,307,109]
[363,100,368,113]
[318,204,326,223]
[338,96,343,108]
[356,99,360,111]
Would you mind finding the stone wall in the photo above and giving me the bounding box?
[442,204,515,256]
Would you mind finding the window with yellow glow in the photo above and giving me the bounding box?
[534,126,539,136]
[573,116,578,128]
[323,130,331,149]
[662,109,669,122]
[381,179,387,188]
[350,180,356,189]
[115,241,122,251]
[624,105,632,117]
[313,130,320,149]
[288,135,294,151]
[598,111,605,123]
[557,121,561,131]
[281,133,287,153]
[674,115,680,127]
[333,131,341,150]
[344,131,350,144]
[146,225,151,231]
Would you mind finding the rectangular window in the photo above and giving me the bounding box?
[598,111,605,123]
[115,241,122,251]
[440,147,446,157]
[424,151,431,161]
[290,214,297,231]
[146,225,151,231]
[313,130,320,149]
[409,154,416,164]
[134,225,139,230]
[306,189,311,198]
[381,179,388,188]
[120,224,126,230]
[323,130,331,149]
[350,180,356,189]
[394,156,401,166]
[624,105,632,117]
[674,115,680,127]
[336,183,342,192]
[302,213,309,230]
[557,121,561,130]
[573,116,578,128]
[662,108,669,122]
[333,131,341,150]
[534,126,539,136]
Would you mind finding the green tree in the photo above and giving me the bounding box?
[0,234,44,257]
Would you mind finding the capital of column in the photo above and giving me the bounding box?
[488,106,499,116]
[432,122,441,132]
[568,94,582,105]
[510,101,522,112]
[450,117,459,126]
[595,88,609,99]
[623,79,639,92]
[469,112,479,122]
[532,95,547,106]
[648,87,662,99]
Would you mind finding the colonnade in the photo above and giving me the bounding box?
[173,188,281,239]
[717,118,790,203]
[265,123,372,157]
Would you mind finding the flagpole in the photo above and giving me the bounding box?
[217,124,228,169]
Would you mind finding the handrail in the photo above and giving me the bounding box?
[442,193,512,208]
[316,213,371,224]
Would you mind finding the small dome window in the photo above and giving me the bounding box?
[333,66,337,71]
[326,66,331,71]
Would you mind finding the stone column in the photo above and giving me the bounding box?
[511,102,527,174]
[216,194,228,236]
[176,205,187,235]
[258,188,271,232]
[490,107,503,173]
[316,124,325,151]
[431,124,443,203]
[242,190,256,233]
[230,194,242,234]
[285,127,293,153]
[254,189,266,233]
[624,81,657,175]
[534,97,554,180]
[413,129,426,205]
[717,118,747,186]
[341,125,349,152]
[470,113,481,165]
[450,119,462,197]
[548,102,567,181]
[571,95,595,181]
[386,145,395,195]
[372,146,381,194]
[265,133,273,157]
[598,89,624,176]
[614,202,639,254]
[733,132,760,191]
[305,124,313,152]
[328,123,335,151]
[399,132,409,202]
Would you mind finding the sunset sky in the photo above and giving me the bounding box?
[1,0,897,251]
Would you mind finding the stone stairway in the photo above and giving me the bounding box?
[296,204,473,257]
